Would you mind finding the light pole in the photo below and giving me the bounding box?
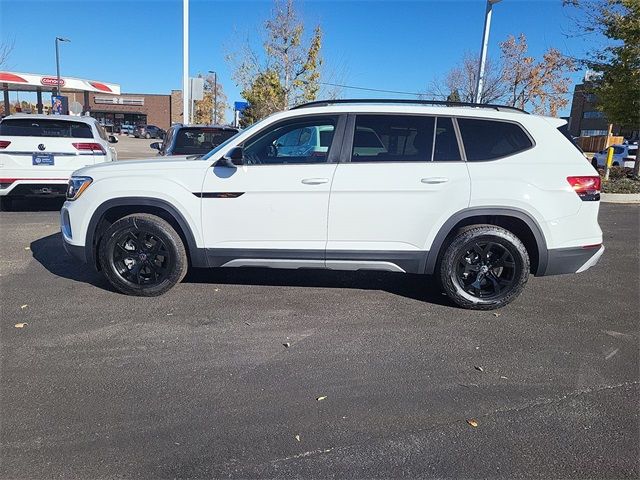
[474,0,501,104]
[55,37,70,98]
[208,70,217,124]
[183,0,190,125]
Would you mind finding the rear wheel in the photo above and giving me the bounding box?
[98,213,188,296]
[439,225,530,310]
[145,132,151,139]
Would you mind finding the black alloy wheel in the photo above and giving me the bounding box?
[454,241,517,299]
[98,213,188,296]
[110,229,172,286]
[439,225,530,310]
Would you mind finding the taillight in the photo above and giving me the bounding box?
[72,142,106,155]
[567,176,601,201]
[0,140,10,149]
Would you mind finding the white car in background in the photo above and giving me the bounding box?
[0,114,118,209]
[592,143,637,168]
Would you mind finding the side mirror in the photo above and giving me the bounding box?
[108,135,118,144]
[150,142,161,150]
[215,146,244,167]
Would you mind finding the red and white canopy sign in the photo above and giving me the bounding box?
[0,71,120,94]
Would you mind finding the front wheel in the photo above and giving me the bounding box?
[145,133,151,139]
[439,225,530,310]
[98,213,188,296]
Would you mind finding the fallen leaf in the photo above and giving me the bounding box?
[466,419,479,428]
[316,396,327,402]
[166,313,174,316]
[214,288,219,292]
[15,323,28,329]
[500,376,508,379]
[244,322,251,326]
[283,342,291,348]
[295,434,300,442]
[20,304,28,310]
[24,247,30,251]
[474,366,484,372]
[493,312,501,317]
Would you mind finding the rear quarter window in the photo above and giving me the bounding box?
[0,119,94,138]
[458,118,533,161]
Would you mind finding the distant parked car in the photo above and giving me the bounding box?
[592,144,637,168]
[0,114,117,210]
[119,124,135,136]
[150,124,239,156]
[134,124,165,139]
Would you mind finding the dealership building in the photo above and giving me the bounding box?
[1,71,184,130]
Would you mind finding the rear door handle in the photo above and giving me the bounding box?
[301,178,329,185]
[421,177,449,184]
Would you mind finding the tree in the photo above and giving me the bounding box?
[564,0,639,131]
[446,89,461,102]
[426,53,508,104]
[228,0,323,122]
[192,73,229,125]
[0,38,14,69]
[500,34,575,116]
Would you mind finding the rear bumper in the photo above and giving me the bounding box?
[541,245,604,276]
[0,178,69,196]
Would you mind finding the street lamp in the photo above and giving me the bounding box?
[474,0,502,104]
[208,70,217,124]
[55,37,71,98]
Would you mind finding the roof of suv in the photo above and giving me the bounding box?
[1,113,97,124]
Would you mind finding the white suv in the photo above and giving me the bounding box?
[0,114,117,209]
[60,100,604,309]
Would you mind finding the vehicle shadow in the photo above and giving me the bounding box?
[30,233,112,290]
[31,232,452,306]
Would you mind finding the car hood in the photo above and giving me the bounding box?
[73,156,205,177]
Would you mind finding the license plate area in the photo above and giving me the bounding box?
[32,153,54,166]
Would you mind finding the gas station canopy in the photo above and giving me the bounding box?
[0,71,120,94]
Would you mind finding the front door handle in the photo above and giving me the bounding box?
[301,178,329,185]
[421,177,449,184]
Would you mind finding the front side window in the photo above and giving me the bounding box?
[351,115,435,162]
[243,116,338,165]
[433,117,462,161]
[458,118,533,161]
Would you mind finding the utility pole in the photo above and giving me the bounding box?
[55,37,70,98]
[208,70,217,124]
[183,0,190,125]
[474,0,502,104]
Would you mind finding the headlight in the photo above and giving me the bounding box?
[66,176,93,201]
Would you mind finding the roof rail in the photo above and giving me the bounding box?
[290,98,528,114]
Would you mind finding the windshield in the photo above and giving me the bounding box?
[201,116,273,160]
[173,127,238,155]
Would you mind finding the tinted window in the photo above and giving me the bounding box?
[433,117,461,161]
[458,118,533,161]
[352,115,435,162]
[0,119,93,138]
[243,116,338,165]
[174,127,238,155]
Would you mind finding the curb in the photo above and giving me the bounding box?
[601,193,640,204]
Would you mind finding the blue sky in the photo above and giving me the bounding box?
[1,0,600,118]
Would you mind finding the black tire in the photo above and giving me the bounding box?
[98,213,188,296]
[439,225,530,310]
[0,197,14,211]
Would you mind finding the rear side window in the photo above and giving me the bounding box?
[352,115,435,162]
[0,119,94,138]
[458,118,533,161]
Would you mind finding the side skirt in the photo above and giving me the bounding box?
[203,248,429,274]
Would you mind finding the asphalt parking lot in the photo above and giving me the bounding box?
[114,134,159,160]
[0,203,638,479]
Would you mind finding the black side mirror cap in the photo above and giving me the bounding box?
[150,142,161,150]
[215,146,244,167]
[108,135,118,144]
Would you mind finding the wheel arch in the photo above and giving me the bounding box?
[85,197,207,270]
[426,207,548,276]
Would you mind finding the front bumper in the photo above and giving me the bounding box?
[542,245,604,276]
[62,235,87,264]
